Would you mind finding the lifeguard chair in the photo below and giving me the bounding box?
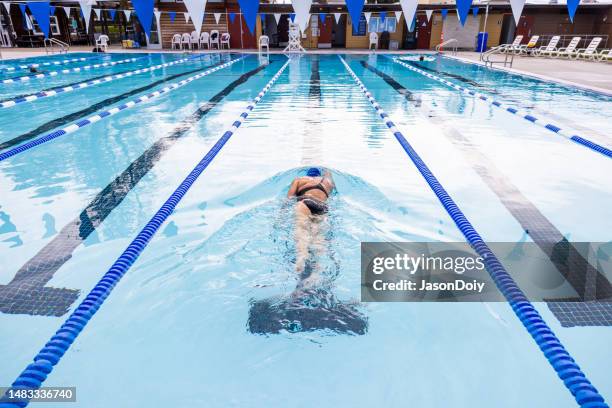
[283,22,305,53]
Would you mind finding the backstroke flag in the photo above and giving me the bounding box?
[472,7,479,17]
[364,12,371,24]
[124,10,132,22]
[291,0,312,33]
[238,0,259,34]
[394,11,402,22]
[440,9,448,20]
[567,0,580,22]
[28,1,50,37]
[183,0,207,37]
[1,2,10,14]
[399,0,417,31]
[274,13,281,25]
[334,12,341,24]
[109,9,116,20]
[78,0,92,32]
[380,11,386,24]
[62,6,71,18]
[455,0,472,26]
[132,0,155,38]
[214,12,221,24]
[183,12,189,23]
[425,9,433,22]
[509,0,526,25]
[228,12,235,23]
[345,0,364,33]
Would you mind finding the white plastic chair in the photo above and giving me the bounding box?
[209,30,220,49]
[533,36,560,57]
[190,31,199,49]
[171,33,182,50]
[551,37,581,58]
[259,35,269,52]
[181,33,191,50]
[96,34,109,52]
[199,32,209,49]
[221,33,230,49]
[571,37,602,61]
[369,32,378,51]
[516,35,539,55]
[597,49,612,63]
[490,35,523,54]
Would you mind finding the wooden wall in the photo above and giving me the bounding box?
[158,8,229,49]
[346,14,404,49]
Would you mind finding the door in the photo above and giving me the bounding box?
[331,14,345,47]
[318,15,332,48]
[416,14,431,49]
[515,15,535,43]
[227,10,256,49]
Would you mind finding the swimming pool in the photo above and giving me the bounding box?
[0,52,611,407]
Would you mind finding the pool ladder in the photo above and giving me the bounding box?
[435,39,458,55]
[481,46,515,68]
[44,38,69,55]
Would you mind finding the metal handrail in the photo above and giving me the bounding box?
[435,38,457,55]
[482,46,514,68]
[44,38,69,54]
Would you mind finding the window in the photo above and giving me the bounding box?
[352,14,367,36]
[368,16,397,33]
[50,15,60,35]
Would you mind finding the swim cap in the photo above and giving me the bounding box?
[306,167,322,177]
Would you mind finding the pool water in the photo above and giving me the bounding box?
[0,52,611,407]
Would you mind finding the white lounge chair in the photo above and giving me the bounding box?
[259,35,269,52]
[181,33,192,50]
[190,31,199,50]
[597,49,612,63]
[220,33,230,49]
[96,34,109,52]
[570,37,602,61]
[199,32,209,49]
[209,30,220,49]
[533,36,560,57]
[551,36,581,58]
[369,32,378,51]
[171,33,182,50]
[489,35,523,54]
[516,35,539,55]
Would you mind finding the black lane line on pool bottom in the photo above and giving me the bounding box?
[0,59,224,152]
[0,61,272,317]
[364,61,612,316]
[309,56,321,99]
[359,61,421,106]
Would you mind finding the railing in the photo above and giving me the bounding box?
[537,34,608,50]
[435,38,457,55]
[44,38,69,54]
[481,46,514,68]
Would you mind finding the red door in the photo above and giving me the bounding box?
[416,14,432,49]
[318,15,332,46]
[227,9,256,49]
[516,15,535,43]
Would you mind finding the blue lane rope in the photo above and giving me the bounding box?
[392,58,612,159]
[0,57,141,84]
[1,57,92,71]
[0,55,208,109]
[339,56,608,408]
[0,56,245,162]
[0,58,290,408]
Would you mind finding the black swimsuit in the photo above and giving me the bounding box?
[296,181,329,215]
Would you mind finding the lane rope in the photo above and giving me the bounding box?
[1,57,141,84]
[1,57,92,71]
[0,56,245,162]
[0,57,290,408]
[339,56,608,408]
[0,54,207,109]
[392,57,612,158]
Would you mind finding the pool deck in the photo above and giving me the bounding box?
[2,46,611,95]
[450,51,612,95]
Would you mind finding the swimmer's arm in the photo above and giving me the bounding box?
[322,170,335,190]
[287,179,300,198]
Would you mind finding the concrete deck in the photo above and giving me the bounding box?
[2,46,611,94]
[451,51,612,95]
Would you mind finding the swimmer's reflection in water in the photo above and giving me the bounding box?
[247,168,368,335]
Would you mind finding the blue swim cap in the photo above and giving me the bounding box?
[306,167,321,177]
